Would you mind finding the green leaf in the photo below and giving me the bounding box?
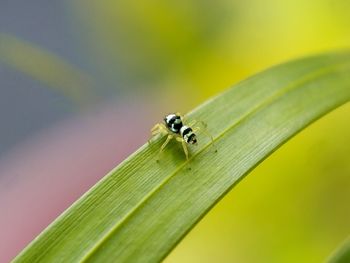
[327,237,350,263]
[13,52,350,262]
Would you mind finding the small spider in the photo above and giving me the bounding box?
[150,113,214,160]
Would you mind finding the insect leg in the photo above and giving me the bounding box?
[176,137,189,160]
[149,124,160,145]
[160,134,173,153]
[149,123,168,145]
[151,123,162,134]
[193,126,217,152]
[188,119,207,128]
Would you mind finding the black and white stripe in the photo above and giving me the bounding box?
[164,113,197,144]
[164,114,183,133]
[180,125,197,144]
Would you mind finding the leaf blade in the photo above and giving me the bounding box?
[327,237,350,263]
[13,52,350,263]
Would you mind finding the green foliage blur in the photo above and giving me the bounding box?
[2,0,349,262]
[70,0,350,106]
[68,1,350,261]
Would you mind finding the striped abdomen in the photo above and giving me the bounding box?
[180,126,197,144]
[164,114,183,133]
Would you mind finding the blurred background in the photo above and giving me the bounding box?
[0,0,349,262]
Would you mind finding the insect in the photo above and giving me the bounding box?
[150,113,214,160]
